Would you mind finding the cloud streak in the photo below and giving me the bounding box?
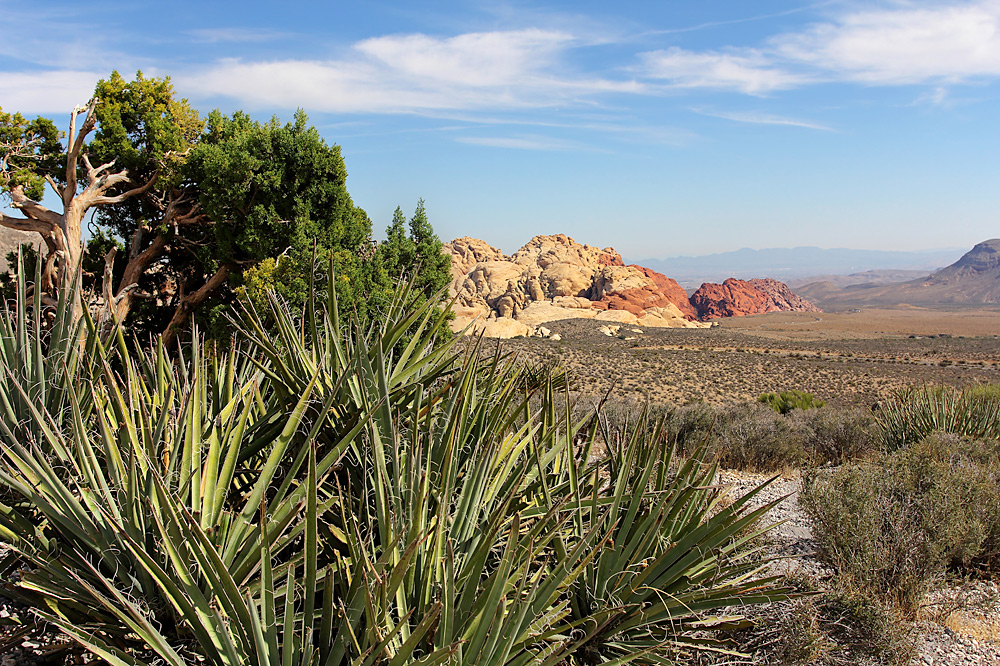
[639,47,807,94]
[691,108,834,131]
[455,134,585,150]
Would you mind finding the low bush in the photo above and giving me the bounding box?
[758,389,825,414]
[791,406,877,465]
[802,433,1000,613]
[729,574,914,666]
[713,402,810,472]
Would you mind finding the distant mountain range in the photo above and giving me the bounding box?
[628,246,965,291]
[795,239,1000,310]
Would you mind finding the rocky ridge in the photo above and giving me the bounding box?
[796,238,1000,309]
[445,235,821,337]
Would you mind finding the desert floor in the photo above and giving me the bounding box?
[491,307,1000,407]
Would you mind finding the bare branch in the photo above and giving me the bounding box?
[65,98,98,207]
[44,175,63,199]
[91,157,118,178]
[161,262,234,347]
[88,176,157,206]
[0,212,55,236]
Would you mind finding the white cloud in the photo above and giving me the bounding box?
[0,70,102,115]
[638,1,1000,95]
[773,1,1000,84]
[356,29,573,87]
[181,29,639,114]
[638,47,806,94]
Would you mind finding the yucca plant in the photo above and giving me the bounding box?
[0,250,101,453]
[553,401,790,664]
[0,258,791,665]
[875,384,1000,450]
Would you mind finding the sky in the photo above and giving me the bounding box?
[2,0,999,259]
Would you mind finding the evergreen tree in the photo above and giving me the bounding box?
[407,199,452,298]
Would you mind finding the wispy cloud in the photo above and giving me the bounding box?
[691,108,834,131]
[186,27,293,43]
[772,1,1000,85]
[455,134,589,151]
[0,70,103,114]
[638,47,806,94]
[638,1,1000,94]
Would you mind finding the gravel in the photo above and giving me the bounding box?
[719,470,1000,666]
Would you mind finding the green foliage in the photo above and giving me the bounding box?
[758,390,825,414]
[0,261,789,665]
[378,201,451,298]
[82,228,126,285]
[802,433,1000,613]
[188,109,393,325]
[0,107,63,201]
[90,70,204,236]
[875,383,1000,450]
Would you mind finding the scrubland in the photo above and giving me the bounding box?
[486,308,1000,665]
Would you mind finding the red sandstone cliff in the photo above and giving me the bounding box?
[690,278,822,319]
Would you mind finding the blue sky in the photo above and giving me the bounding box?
[2,1,999,258]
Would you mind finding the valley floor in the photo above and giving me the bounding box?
[496,308,1000,408]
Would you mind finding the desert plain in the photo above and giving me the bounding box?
[495,306,1000,408]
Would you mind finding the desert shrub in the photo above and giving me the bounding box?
[728,574,914,666]
[758,389,826,414]
[713,402,810,471]
[875,383,1000,450]
[662,401,718,455]
[790,406,877,465]
[802,433,1000,613]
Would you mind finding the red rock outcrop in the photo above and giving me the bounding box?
[691,278,821,319]
[590,265,697,319]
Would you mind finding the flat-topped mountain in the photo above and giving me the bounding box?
[445,235,821,337]
[797,239,1000,309]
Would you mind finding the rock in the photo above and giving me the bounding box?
[638,305,714,328]
[445,234,703,335]
[0,227,42,272]
[627,265,700,320]
[462,317,534,339]
[690,278,821,319]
